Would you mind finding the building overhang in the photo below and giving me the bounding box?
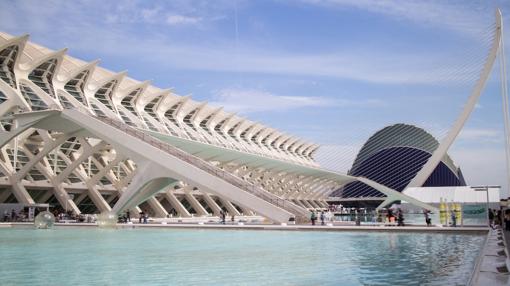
[149,131,356,186]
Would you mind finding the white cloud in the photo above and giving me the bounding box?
[166,15,202,25]
[73,34,484,85]
[141,7,162,22]
[0,0,497,85]
[209,88,333,113]
[63,1,224,26]
[300,0,493,37]
[209,87,384,114]
[458,128,502,142]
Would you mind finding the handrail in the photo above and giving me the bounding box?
[65,107,309,219]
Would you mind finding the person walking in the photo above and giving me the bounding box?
[126,209,131,222]
[450,210,457,227]
[488,208,494,228]
[397,209,404,226]
[221,210,226,224]
[387,209,394,224]
[496,209,502,227]
[505,209,510,231]
[10,209,16,222]
[310,211,317,226]
[424,209,431,227]
[320,211,325,226]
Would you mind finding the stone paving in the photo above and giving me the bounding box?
[0,221,489,233]
[471,228,510,285]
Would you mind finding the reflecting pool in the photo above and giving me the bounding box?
[0,228,484,285]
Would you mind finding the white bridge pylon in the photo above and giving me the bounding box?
[406,9,504,191]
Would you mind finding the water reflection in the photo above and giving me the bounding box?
[0,229,484,286]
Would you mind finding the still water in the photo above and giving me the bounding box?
[0,228,484,285]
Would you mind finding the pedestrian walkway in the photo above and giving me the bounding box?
[471,228,510,285]
[0,222,489,233]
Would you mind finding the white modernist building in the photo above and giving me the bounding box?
[0,10,503,223]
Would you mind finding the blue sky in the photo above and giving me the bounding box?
[1,0,510,196]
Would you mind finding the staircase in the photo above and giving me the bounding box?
[77,109,310,222]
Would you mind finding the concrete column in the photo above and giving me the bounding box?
[10,180,34,205]
[0,188,12,203]
[145,196,168,218]
[307,200,320,209]
[220,198,241,216]
[294,199,308,209]
[52,185,81,214]
[237,204,253,216]
[317,200,329,208]
[164,191,191,217]
[201,193,222,216]
[87,186,111,213]
[183,189,208,216]
[300,199,312,208]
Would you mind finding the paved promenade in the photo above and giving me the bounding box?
[1,221,488,233]
[470,227,510,285]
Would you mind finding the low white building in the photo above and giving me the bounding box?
[403,186,501,205]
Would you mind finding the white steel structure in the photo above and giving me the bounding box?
[0,10,503,223]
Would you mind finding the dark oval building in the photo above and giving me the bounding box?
[332,124,466,200]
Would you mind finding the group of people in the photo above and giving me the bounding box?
[115,209,134,223]
[106,209,143,224]
[489,208,510,230]
[137,210,148,224]
[219,210,235,224]
[310,210,332,225]
[386,209,405,226]
[2,209,21,222]
[309,207,465,227]
[311,208,408,226]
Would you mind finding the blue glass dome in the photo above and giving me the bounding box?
[333,124,466,198]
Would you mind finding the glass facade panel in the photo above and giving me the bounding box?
[19,83,48,111]
[94,80,117,112]
[0,45,18,88]
[28,58,57,98]
[64,70,89,105]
